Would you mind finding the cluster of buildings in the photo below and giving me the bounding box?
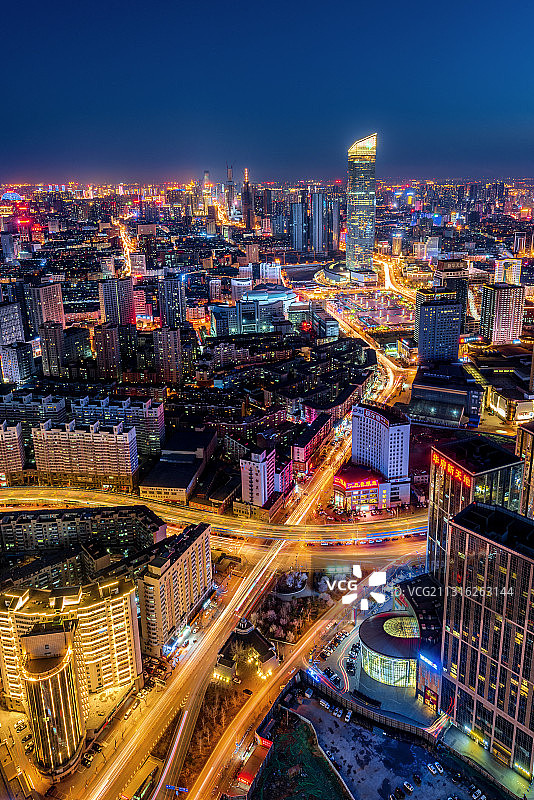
[0,501,213,777]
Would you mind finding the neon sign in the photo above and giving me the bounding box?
[420,654,438,670]
[431,452,472,488]
[333,477,379,490]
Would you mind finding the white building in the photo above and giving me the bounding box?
[138,523,212,657]
[494,258,521,285]
[259,262,282,284]
[240,447,276,507]
[0,420,24,484]
[351,404,411,506]
[0,302,24,346]
[231,278,253,303]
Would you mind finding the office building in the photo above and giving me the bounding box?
[441,504,534,778]
[28,284,65,334]
[225,164,235,214]
[346,133,377,272]
[392,232,402,257]
[137,523,212,657]
[0,342,35,384]
[99,277,135,326]
[259,263,282,284]
[480,283,525,345]
[427,436,523,584]
[0,302,24,346]
[209,278,222,302]
[39,321,65,377]
[21,623,86,776]
[158,276,186,327]
[240,446,276,507]
[154,327,181,384]
[94,322,122,381]
[415,289,462,364]
[32,419,139,491]
[71,395,164,458]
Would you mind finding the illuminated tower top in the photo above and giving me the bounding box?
[346,133,377,273]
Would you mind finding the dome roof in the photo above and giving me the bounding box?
[1,191,22,203]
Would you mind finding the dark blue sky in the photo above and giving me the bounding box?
[3,0,534,183]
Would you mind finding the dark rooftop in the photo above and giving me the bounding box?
[452,502,534,561]
[433,434,520,474]
[359,612,419,660]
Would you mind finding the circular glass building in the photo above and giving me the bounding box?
[359,611,419,687]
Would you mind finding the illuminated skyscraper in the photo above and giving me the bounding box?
[346,133,377,272]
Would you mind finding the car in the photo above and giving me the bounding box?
[403,783,413,794]
[22,733,32,743]
[394,788,405,800]
[24,744,33,754]
[92,743,103,753]
[472,791,481,800]
[345,710,352,723]
[124,709,132,720]
[243,688,253,696]
[412,774,421,785]
[232,677,242,684]
[427,763,437,775]
[451,773,461,783]
[434,761,443,774]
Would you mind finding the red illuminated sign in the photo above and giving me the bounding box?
[333,477,379,491]
[258,737,272,749]
[431,452,472,488]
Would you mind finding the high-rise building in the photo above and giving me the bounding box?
[427,436,523,584]
[240,446,276,507]
[480,283,525,345]
[32,419,139,491]
[346,133,377,272]
[28,284,65,334]
[39,321,65,377]
[415,288,462,364]
[0,302,24,347]
[0,342,35,384]
[392,232,402,257]
[0,577,142,777]
[21,623,86,776]
[0,420,25,484]
[495,258,521,285]
[138,524,212,656]
[351,403,411,505]
[231,278,253,303]
[259,263,282,284]
[515,422,534,519]
[71,395,164,458]
[440,504,534,778]
[290,202,307,252]
[154,327,181,384]
[311,192,327,253]
[209,278,222,302]
[94,322,122,381]
[99,278,135,326]
[241,168,254,230]
[225,164,235,215]
[158,277,186,327]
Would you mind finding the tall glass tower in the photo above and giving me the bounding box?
[346,133,377,272]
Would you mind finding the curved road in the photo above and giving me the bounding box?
[0,487,428,542]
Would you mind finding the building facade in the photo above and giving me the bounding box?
[240,447,276,507]
[346,134,377,272]
[32,419,139,491]
[427,436,523,585]
[480,283,525,345]
[441,504,534,779]
[137,524,212,657]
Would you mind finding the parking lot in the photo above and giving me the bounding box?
[297,699,498,800]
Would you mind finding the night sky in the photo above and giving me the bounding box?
[3,0,534,183]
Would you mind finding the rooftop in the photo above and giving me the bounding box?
[433,434,520,475]
[359,612,419,660]
[453,502,534,561]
